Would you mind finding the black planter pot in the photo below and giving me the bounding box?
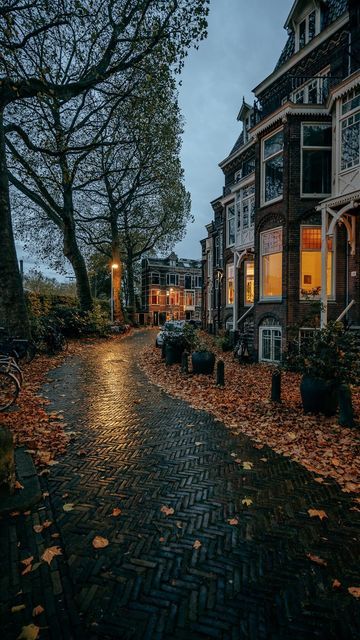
[300,376,339,416]
[165,344,183,365]
[192,351,215,375]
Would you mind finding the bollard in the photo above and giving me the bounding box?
[161,341,166,360]
[181,351,189,374]
[271,370,281,403]
[338,383,355,428]
[0,426,15,499]
[216,359,225,387]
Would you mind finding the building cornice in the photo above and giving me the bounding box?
[253,12,349,96]
[316,190,360,210]
[219,137,255,170]
[250,101,328,137]
[327,70,360,110]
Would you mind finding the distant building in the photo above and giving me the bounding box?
[141,252,202,326]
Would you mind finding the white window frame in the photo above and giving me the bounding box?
[166,273,179,286]
[300,122,332,198]
[291,67,329,105]
[300,225,336,300]
[244,260,255,307]
[226,263,235,307]
[184,289,195,308]
[340,87,360,173]
[260,227,283,302]
[295,7,321,52]
[259,326,282,363]
[261,127,284,206]
[226,203,235,247]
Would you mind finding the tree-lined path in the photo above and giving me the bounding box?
[1,331,359,639]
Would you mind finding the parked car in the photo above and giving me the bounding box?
[155,320,185,347]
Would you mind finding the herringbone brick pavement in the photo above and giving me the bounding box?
[1,331,359,639]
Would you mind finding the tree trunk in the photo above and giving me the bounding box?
[126,252,136,324]
[0,108,30,338]
[111,240,124,323]
[63,220,93,311]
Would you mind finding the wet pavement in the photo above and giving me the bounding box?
[0,330,359,639]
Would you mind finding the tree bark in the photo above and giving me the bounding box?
[0,108,30,337]
[126,251,136,324]
[63,219,93,311]
[111,238,124,323]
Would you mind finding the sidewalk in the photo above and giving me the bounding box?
[0,331,359,639]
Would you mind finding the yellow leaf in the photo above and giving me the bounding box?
[32,605,44,617]
[160,505,174,516]
[242,461,253,470]
[11,604,26,613]
[62,503,74,512]
[17,624,40,640]
[348,586,360,599]
[308,509,328,521]
[41,546,62,565]
[92,536,109,549]
[242,498,253,507]
[193,539,202,549]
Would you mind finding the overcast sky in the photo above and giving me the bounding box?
[174,0,291,260]
[18,0,291,279]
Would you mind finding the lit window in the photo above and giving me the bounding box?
[151,290,160,305]
[185,290,195,307]
[300,227,333,298]
[166,289,179,305]
[302,123,332,195]
[262,129,283,204]
[260,228,282,300]
[244,261,254,305]
[227,264,234,306]
[259,327,282,363]
[341,88,360,171]
[296,10,319,51]
[226,204,235,246]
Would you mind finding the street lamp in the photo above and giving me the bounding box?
[110,263,119,323]
[214,268,223,334]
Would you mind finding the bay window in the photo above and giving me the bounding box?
[226,264,234,306]
[300,226,333,298]
[226,203,235,246]
[302,123,331,195]
[244,261,254,306]
[262,129,284,204]
[341,88,360,171]
[260,228,282,300]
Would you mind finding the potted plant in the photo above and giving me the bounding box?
[189,327,216,375]
[163,327,188,365]
[284,321,360,416]
[215,330,233,352]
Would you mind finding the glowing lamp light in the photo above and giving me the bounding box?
[111,263,119,269]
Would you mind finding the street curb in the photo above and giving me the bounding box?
[0,447,42,515]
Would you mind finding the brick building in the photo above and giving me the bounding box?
[202,0,360,362]
[141,252,202,326]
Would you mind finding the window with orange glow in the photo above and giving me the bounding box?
[261,228,282,299]
[227,264,234,306]
[300,226,333,297]
[244,261,254,305]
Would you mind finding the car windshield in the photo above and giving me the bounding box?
[162,321,184,331]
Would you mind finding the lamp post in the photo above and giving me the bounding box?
[110,263,119,323]
[215,268,223,334]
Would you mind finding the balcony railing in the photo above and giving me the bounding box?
[254,75,344,122]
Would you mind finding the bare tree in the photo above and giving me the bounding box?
[0,0,209,335]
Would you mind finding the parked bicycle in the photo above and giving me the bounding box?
[0,327,36,363]
[0,355,22,411]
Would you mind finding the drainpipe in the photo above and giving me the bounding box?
[320,207,328,327]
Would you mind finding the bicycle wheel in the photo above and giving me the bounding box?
[0,371,20,411]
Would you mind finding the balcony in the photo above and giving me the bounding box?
[255,75,344,121]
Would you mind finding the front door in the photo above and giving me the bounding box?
[153,311,159,326]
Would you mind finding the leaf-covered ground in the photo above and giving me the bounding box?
[139,337,360,496]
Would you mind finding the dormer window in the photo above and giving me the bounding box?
[295,7,320,51]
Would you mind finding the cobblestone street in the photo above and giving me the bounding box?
[1,331,359,640]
